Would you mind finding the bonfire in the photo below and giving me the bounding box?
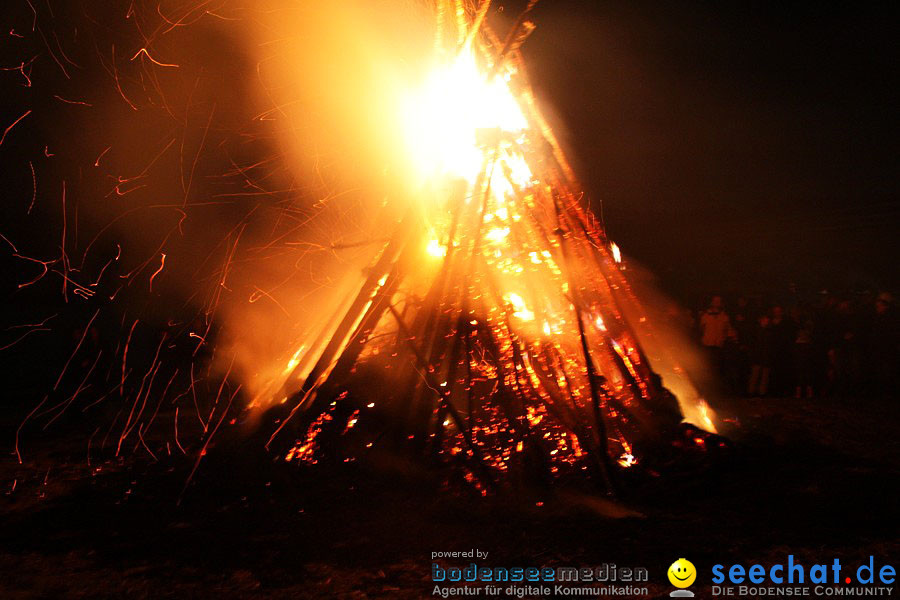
[7,0,720,497]
[256,0,718,494]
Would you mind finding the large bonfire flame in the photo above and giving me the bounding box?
[256,1,718,493]
[5,0,718,495]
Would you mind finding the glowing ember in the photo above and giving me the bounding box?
[697,399,718,434]
[618,452,637,468]
[610,242,622,264]
[504,292,535,322]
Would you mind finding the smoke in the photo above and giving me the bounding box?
[610,257,721,431]
[4,0,719,446]
[209,1,442,406]
[0,1,443,415]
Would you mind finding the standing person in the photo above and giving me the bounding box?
[812,293,835,396]
[747,314,774,397]
[730,296,753,392]
[699,295,731,375]
[769,305,795,396]
[867,293,899,397]
[792,309,815,398]
[831,299,861,396]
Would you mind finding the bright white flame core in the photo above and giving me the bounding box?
[610,242,622,264]
[426,238,447,258]
[505,292,535,321]
[403,50,531,185]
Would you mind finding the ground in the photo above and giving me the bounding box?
[2,396,898,599]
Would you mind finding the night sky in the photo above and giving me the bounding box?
[1,1,897,309]
[520,1,898,300]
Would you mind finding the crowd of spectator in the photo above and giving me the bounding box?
[695,291,898,398]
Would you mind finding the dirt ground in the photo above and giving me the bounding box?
[2,395,898,599]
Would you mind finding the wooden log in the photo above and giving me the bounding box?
[266,211,416,448]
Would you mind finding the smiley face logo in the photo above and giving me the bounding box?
[668,558,696,588]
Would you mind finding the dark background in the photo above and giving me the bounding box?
[1,3,898,597]
[2,1,898,310]
[521,1,899,301]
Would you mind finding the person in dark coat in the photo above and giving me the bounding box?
[747,314,774,397]
[768,305,796,396]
